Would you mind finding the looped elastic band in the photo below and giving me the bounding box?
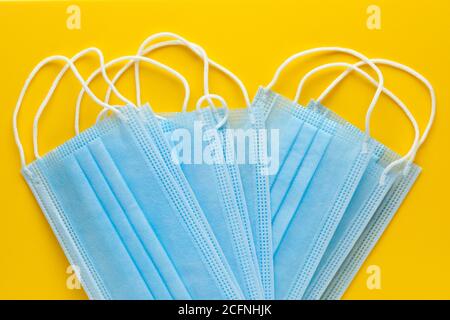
[13,48,123,168]
[95,34,250,132]
[75,54,190,134]
[105,38,251,109]
[264,47,384,139]
[196,94,229,129]
[304,62,420,185]
[294,61,386,154]
[317,58,435,184]
[32,48,136,160]
[103,33,250,114]
[85,35,250,133]
[134,32,212,107]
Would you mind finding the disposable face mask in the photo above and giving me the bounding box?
[322,167,421,300]
[225,105,275,299]
[167,103,276,299]
[259,89,377,300]
[145,97,265,300]
[76,33,265,300]
[310,59,435,300]
[149,98,265,300]
[130,39,272,299]
[303,129,408,300]
[253,48,387,299]
[295,60,421,299]
[158,104,275,300]
[14,49,243,300]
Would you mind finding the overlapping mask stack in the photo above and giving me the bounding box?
[13,32,435,300]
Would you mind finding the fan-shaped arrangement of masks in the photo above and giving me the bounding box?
[13,32,435,300]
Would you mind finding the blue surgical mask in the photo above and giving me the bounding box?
[145,95,264,300]
[255,49,389,299]
[160,105,275,299]
[321,165,421,299]
[304,58,434,300]
[76,37,266,299]
[303,102,410,300]
[266,98,334,249]
[103,34,271,299]
[14,53,244,300]
[225,106,275,299]
[303,143,398,300]
[254,88,375,299]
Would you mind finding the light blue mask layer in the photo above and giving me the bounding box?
[252,90,333,247]
[23,106,243,300]
[253,88,375,299]
[303,143,397,299]
[321,164,420,299]
[225,106,274,299]
[302,103,422,300]
[142,106,263,300]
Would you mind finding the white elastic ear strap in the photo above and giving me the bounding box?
[91,36,250,130]
[298,62,420,185]
[265,47,384,140]
[33,48,137,160]
[104,39,251,108]
[295,61,390,155]
[134,32,212,108]
[13,49,121,168]
[94,52,191,125]
[319,58,436,170]
[196,93,229,129]
[75,54,190,134]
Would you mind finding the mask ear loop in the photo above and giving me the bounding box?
[134,32,214,108]
[264,48,384,138]
[265,47,384,92]
[13,51,123,169]
[297,62,420,186]
[75,55,190,134]
[104,39,251,109]
[294,61,386,154]
[318,58,436,180]
[196,94,229,129]
[33,48,137,160]
[100,37,250,129]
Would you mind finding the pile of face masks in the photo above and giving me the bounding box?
[13,32,435,300]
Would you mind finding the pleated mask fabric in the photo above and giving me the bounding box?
[14,54,244,300]
[146,99,264,300]
[303,139,399,300]
[157,105,274,299]
[256,51,385,254]
[252,49,387,299]
[253,88,375,299]
[91,34,269,299]
[300,63,419,299]
[22,106,245,300]
[321,165,421,300]
[308,59,435,300]
[224,106,274,299]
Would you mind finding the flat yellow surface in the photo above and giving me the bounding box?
[1,0,449,300]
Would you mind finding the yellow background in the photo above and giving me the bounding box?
[1,0,449,300]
